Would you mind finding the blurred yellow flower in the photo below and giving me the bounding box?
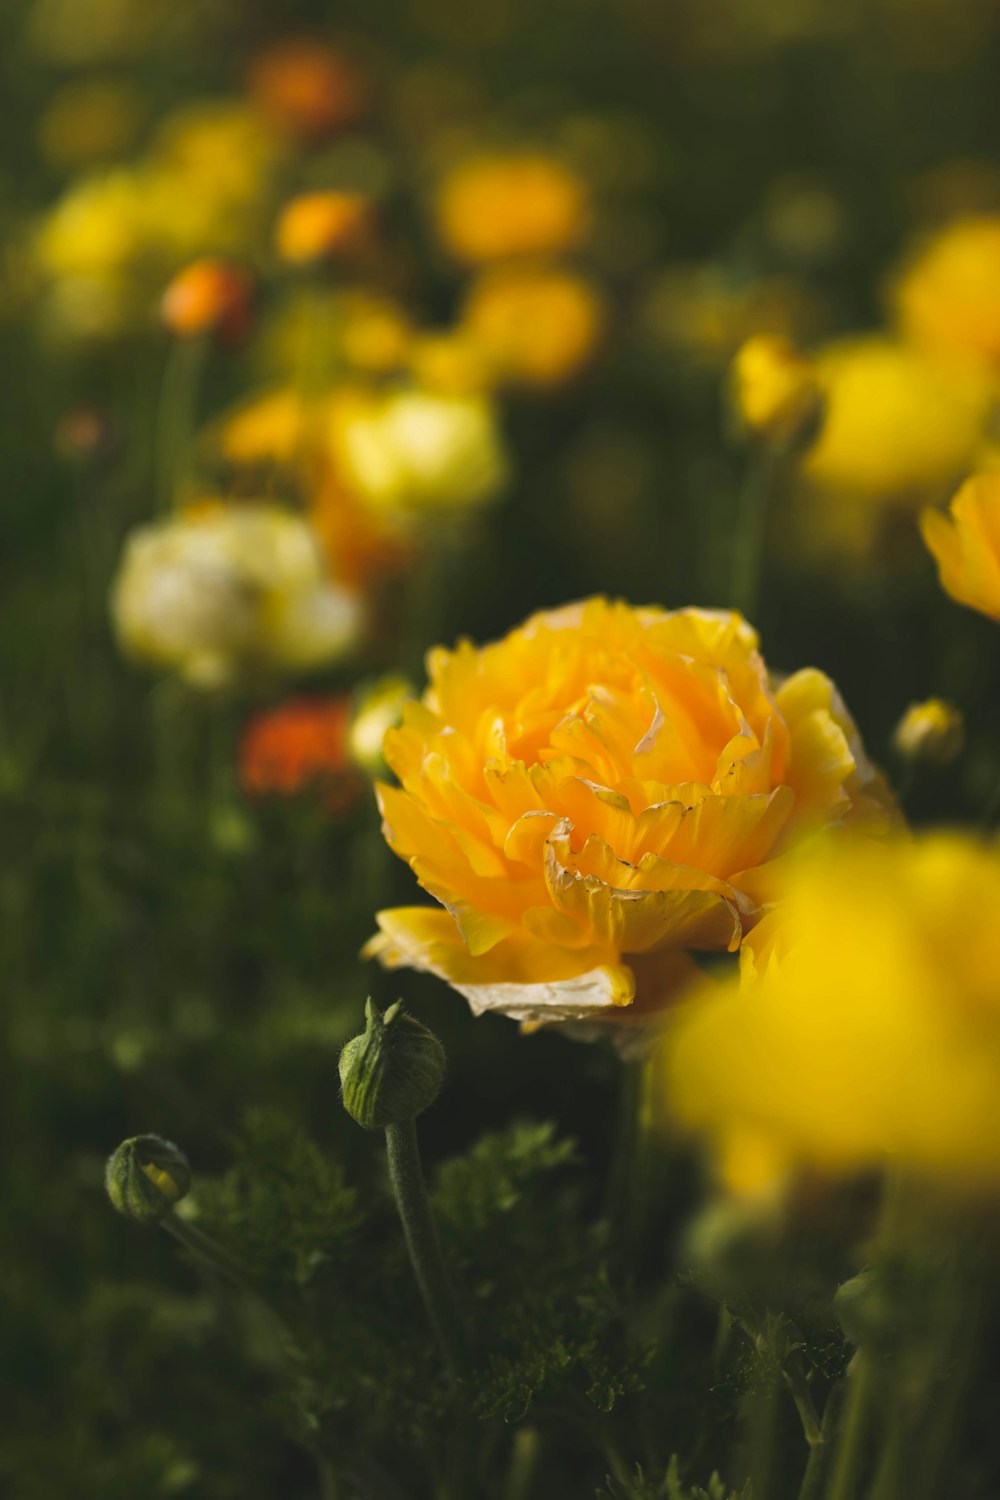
[275,192,372,265]
[434,153,591,265]
[406,332,491,395]
[110,503,363,689]
[366,600,894,1029]
[255,288,413,380]
[797,335,993,555]
[349,674,414,775]
[665,833,1000,1193]
[728,334,823,448]
[460,263,605,387]
[920,472,1000,623]
[894,216,1000,370]
[160,258,254,343]
[328,384,508,519]
[892,698,965,764]
[36,170,147,280]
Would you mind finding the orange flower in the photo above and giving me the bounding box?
[366,599,894,1030]
[275,191,372,265]
[434,153,591,265]
[247,39,369,141]
[240,697,360,807]
[920,472,1000,622]
[160,258,254,343]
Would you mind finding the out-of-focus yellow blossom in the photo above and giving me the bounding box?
[665,833,1000,1193]
[275,192,372,266]
[894,216,1000,371]
[920,473,1000,623]
[797,336,994,556]
[328,385,508,519]
[366,599,894,1030]
[110,503,362,689]
[349,675,414,775]
[643,265,824,368]
[255,288,413,380]
[247,38,369,142]
[892,699,965,765]
[434,153,591,265]
[215,387,310,469]
[460,263,605,387]
[38,79,141,169]
[160,259,253,343]
[406,332,491,395]
[35,170,147,281]
[728,335,824,449]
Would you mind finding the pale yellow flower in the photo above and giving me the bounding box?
[366,600,894,1029]
[892,699,964,764]
[110,503,362,689]
[665,833,1000,1193]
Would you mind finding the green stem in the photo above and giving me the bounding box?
[730,448,779,621]
[384,1117,470,1378]
[161,1214,258,1292]
[796,1379,844,1500]
[156,336,207,511]
[826,1349,878,1500]
[784,1354,824,1447]
[505,1428,541,1500]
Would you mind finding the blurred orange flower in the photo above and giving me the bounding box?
[275,191,372,265]
[160,258,254,343]
[247,39,369,141]
[240,697,361,807]
[434,153,591,265]
[461,263,605,387]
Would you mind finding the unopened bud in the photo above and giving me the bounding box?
[728,335,824,451]
[276,191,372,266]
[892,698,964,766]
[339,998,446,1129]
[105,1134,191,1223]
[160,259,254,344]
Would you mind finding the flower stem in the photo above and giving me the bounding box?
[730,448,779,621]
[796,1378,844,1500]
[384,1116,470,1378]
[156,336,207,511]
[826,1349,877,1500]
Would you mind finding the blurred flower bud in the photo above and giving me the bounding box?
[160,259,254,345]
[276,191,371,266]
[54,405,118,468]
[339,998,446,1130]
[892,698,964,765]
[349,674,413,775]
[728,334,824,450]
[105,1134,191,1223]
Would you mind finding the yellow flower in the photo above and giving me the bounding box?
[920,472,1000,622]
[366,600,894,1029]
[275,192,372,265]
[35,170,148,280]
[728,335,823,448]
[664,833,1000,1192]
[434,153,591,265]
[460,263,605,387]
[796,335,993,556]
[110,503,362,689]
[328,385,508,519]
[892,698,965,764]
[894,215,1000,370]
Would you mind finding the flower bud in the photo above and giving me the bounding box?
[339,998,446,1129]
[276,192,371,266]
[160,259,254,344]
[348,674,413,775]
[892,697,964,766]
[728,334,824,450]
[105,1134,191,1223]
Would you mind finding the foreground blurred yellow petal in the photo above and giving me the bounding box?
[665,833,1000,1192]
[368,599,893,1030]
[920,473,1000,622]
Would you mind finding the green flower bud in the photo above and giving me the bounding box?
[105,1134,192,1223]
[339,998,446,1130]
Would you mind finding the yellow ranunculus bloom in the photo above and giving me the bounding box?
[920,472,1000,623]
[460,263,605,387]
[366,600,894,1029]
[796,335,993,556]
[665,833,1000,1192]
[894,215,1000,370]
[728,334,823,448]
[434,153,591,265]
[110,503,362,689]
[328,385,509,519]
